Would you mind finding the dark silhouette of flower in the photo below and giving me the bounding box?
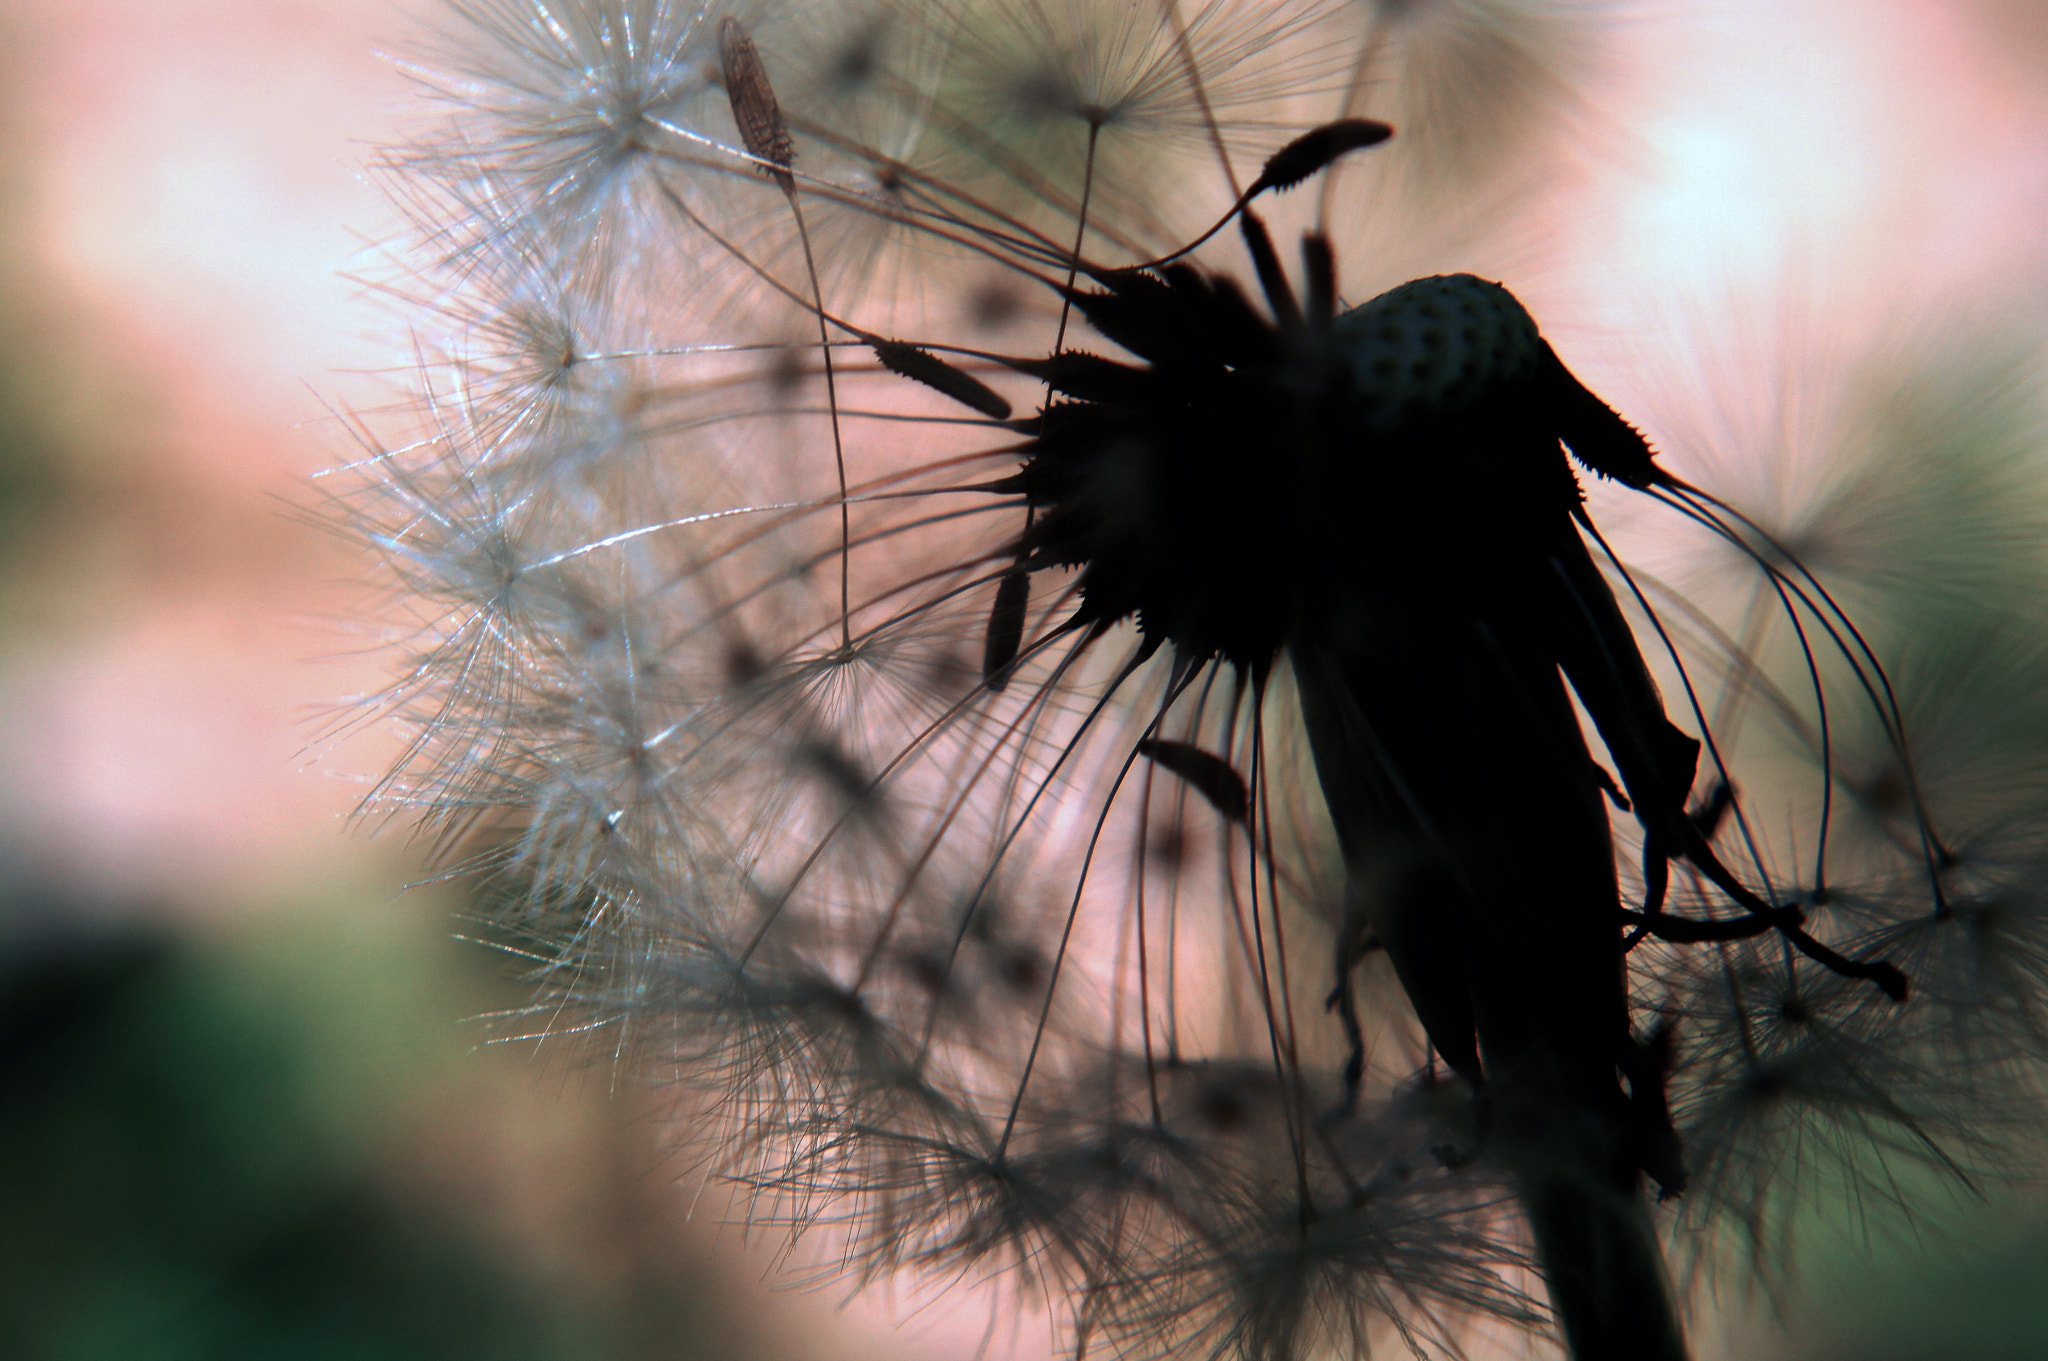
[325,3,2048,1356]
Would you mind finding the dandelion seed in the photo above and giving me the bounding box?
[329,2,2048,1358]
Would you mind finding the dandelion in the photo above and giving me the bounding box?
[325,1,2048,1358]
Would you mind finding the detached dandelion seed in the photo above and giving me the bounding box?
[326,2,2048,1358]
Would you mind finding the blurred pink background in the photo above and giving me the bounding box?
[0,1,2042,1358]
[7,0,2043,905]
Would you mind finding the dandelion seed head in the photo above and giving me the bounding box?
[402,1,733,240]
[1663,931,1998,1280]
[328,0,2048,1354]
[1330,273,1545,429]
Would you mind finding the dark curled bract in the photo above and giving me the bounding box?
[1248,119,1395,197]
[982,567,1030,689]
[874,341,1012,419]
[1136,739,1250,824]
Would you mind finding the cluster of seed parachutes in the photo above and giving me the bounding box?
[329,2,2048,1356]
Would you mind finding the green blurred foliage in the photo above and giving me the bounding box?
[0,905,759,1361]
[1810,1229,2048,1361]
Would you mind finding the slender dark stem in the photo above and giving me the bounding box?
[1520,1164,1690,1361]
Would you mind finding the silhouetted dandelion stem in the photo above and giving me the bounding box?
[328,3,2048,1357]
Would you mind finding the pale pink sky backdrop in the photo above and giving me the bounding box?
[6,0,2042,907]
[0,2,2042,1357]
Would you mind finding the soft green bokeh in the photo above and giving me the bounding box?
[0,901,758,1361]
